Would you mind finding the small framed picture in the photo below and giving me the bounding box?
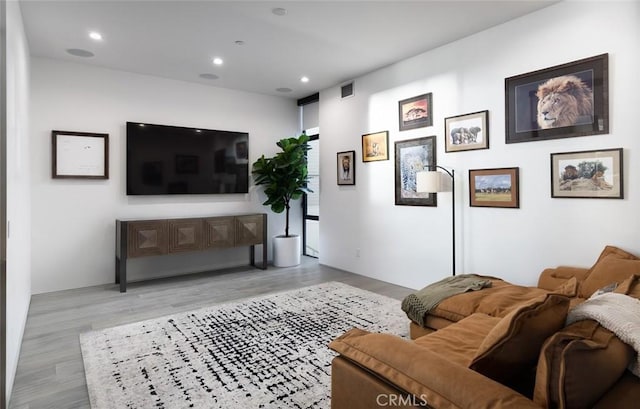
[469,167,519,208]
[394,136,437,206]
[550,148,623,199]
[505,53,608,144]
[337,150,356,185]
[361,131,389,162]
[445,110,489,152]
[399,93,433,131]
[52,130,109,179]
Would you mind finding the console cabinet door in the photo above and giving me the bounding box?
[204,217,235,248]
[127,220,168,258]
[235,214,264,246]
[168,218,203,253]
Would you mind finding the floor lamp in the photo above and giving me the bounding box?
[416,166,456,276]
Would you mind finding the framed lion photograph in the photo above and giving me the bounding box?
[336,150,355,185]
[505,54,608,144]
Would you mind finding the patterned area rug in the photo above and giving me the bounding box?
[80,282,408,408]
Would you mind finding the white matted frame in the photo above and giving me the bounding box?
[550,148,623,199]
[445,110,489,152]
[52,130,109,179]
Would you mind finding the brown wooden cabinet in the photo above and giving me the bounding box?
[235,214,265,246]
[127,220,168,257]
[116,214,267,292]
[168,218,203,253]
[204,217,235,248]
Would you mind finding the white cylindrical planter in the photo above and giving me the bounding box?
[273,235,301,267]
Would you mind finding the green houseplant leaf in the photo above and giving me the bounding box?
[252,134,312,237]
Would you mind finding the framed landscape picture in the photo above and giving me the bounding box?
[336,150,355,185]
[469,167,519,208]
[398,93,433,131]
[505,53,608,144]
[445,110,489,152]
[550,148,623,199]
[362,131,389,162]
[394,136,437,206]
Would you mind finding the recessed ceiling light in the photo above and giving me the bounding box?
[276,87,292,93]
[89,31,102,41]
[66,48,94,57]
[300,76,310,83]
[199,73,219,80]
[272,7,287,16]
[212,57,223,66]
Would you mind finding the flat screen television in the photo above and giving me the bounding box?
[126,122,249,195]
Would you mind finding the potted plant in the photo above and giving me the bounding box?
[252,133,311,267]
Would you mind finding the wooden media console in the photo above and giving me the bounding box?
[115,214,267,292]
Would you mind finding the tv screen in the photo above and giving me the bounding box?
[126,122,249,195]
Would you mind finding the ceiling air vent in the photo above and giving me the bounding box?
[341,82,354,99]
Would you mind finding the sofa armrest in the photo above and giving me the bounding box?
[329,328,541,409]
[537,266,590,291]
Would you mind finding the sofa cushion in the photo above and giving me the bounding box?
[552,276,578,297]
[593,245,639,265]
[413,313,500,366]
[580,255,640,298]
[538,266,590,292]
[533,320,634,409]
[469,293,570,385]
[432,284,550,322]
[329,328,542,409]
[615,274,640,299]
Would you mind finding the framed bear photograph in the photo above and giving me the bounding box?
[505,54,608,144]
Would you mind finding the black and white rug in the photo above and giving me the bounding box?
[80,281,408,408]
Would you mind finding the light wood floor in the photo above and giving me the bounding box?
[9,258,413,409]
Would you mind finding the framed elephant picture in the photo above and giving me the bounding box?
[445,110,489,152]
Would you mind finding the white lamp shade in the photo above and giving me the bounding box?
[416,171,440,193]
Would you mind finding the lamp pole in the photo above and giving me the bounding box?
[428,165,455,276]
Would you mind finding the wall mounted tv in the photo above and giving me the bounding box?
[126,122,249,195]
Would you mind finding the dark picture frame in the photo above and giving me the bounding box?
[550,148,623,199]
[505,53,608,144]
[337,150,356,185]
[399,93,433,131]
[52,130,109,179]
[445,110,489,152]
[362,131,389,162]
[394,136,437,206]
[469,167,519,208]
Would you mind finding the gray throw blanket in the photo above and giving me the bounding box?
[401,274,493,327]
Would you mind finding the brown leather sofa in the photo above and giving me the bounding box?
[329,246,640,408]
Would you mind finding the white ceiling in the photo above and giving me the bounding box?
[20,0,559,99]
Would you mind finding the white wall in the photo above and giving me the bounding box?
[30,58,300,294]
[5,0,31,401]
[320,1,640,290]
